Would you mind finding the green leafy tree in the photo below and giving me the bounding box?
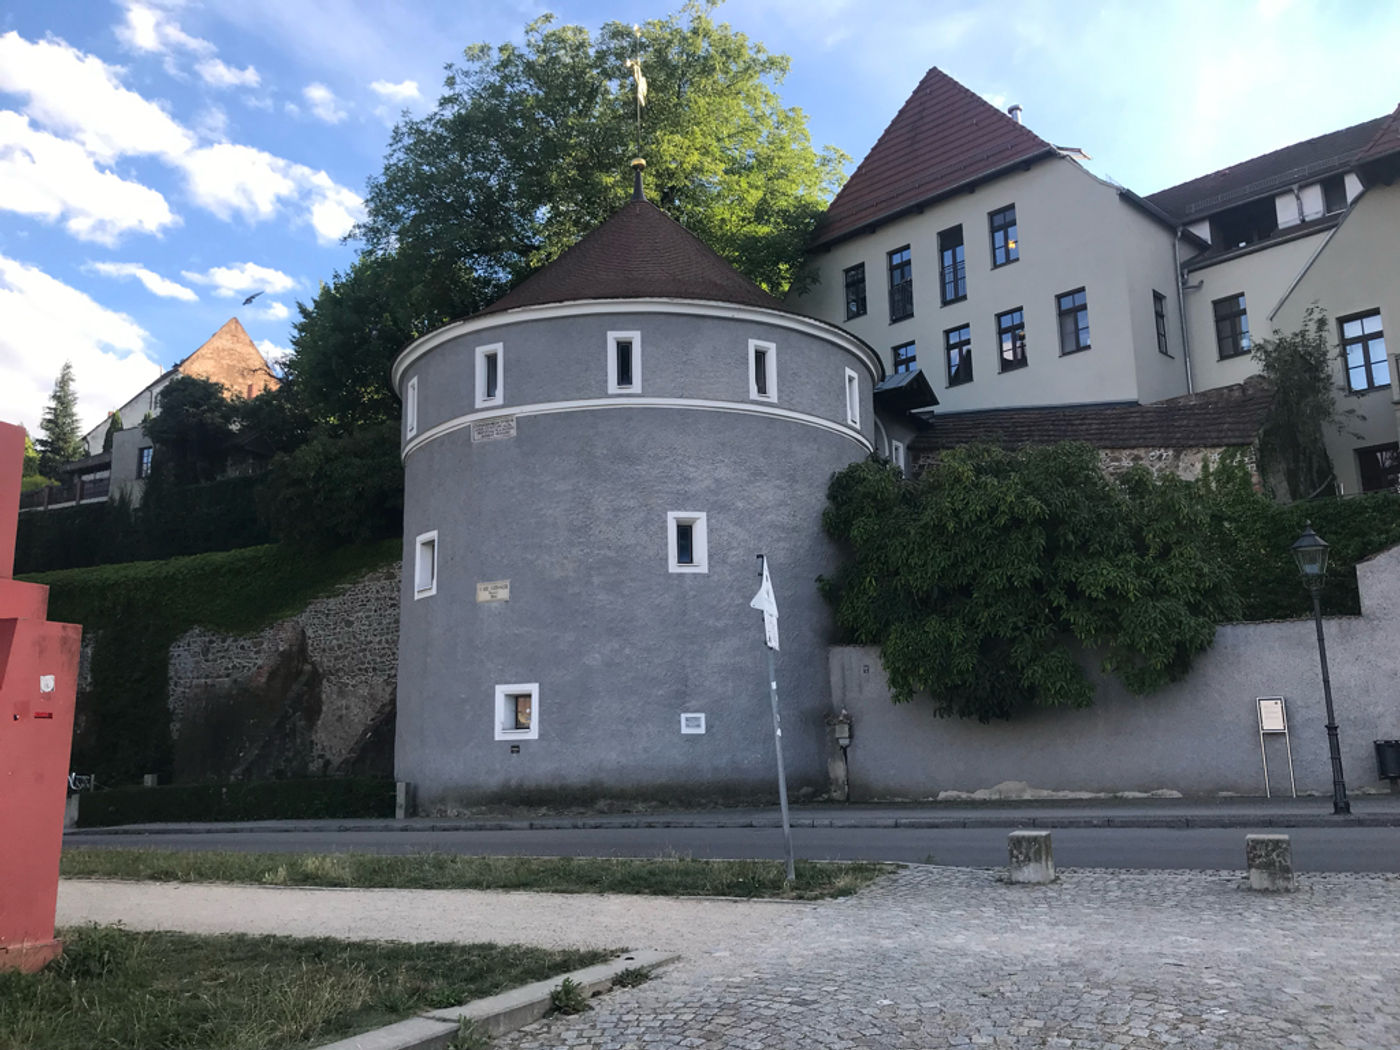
[37,360,85,475]
[143,376,236,485]
[820,444,1240,722]
[101,409,124,453]
[20,433,50,492]
[1251,305,1358,500]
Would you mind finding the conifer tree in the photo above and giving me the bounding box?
[101,409,124,453]
[37,360,84,476]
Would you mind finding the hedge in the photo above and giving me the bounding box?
[76,777,396,827]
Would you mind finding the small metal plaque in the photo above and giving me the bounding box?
[680,713,706,734]
[1258,697,1287,733]
[39,675,55,693]
[476,580,510,603]
[471,417,517,442]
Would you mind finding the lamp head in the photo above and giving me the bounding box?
[1291,522,1329,586]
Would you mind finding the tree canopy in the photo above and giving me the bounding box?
[143,376,236,486]
[37,360,84,474]
[820,445,1241,722]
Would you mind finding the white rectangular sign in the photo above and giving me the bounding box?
[1258,697,1287,733]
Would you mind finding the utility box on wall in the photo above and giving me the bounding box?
[0,421,82,972]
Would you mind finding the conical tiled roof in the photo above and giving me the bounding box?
[478,197,781,315]
[810,68,1055,249]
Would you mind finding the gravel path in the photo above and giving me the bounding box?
[59,867,1400,1048]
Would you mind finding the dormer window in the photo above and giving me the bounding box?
[608,331,641,394]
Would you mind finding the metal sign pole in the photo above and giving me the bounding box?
[753,554,796,884]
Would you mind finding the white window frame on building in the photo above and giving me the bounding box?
[749,339,777,401]
[494,682,540,741]
[414,530,438,599]
[405,376,419,438]
[667,511,708,574]
[844,368,861,428]
[475,343,503,408]
[891,440,906,474]
[607,331,641,394]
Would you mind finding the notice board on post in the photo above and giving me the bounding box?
[1256,696,1296,798]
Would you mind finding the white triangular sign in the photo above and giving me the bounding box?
[751,557,780,651]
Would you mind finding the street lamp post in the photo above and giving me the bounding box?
[1290,523,1351,815]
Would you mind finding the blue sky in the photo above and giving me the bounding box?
[3,0,1398,436]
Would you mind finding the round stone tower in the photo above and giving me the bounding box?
[392,175,882,811]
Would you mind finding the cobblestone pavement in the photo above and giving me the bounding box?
[500,866,1400,1050]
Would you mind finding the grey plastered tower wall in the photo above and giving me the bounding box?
[394,302,879,811]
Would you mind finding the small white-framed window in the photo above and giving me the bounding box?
[749,339,777,401]
[607,331,641,394]
[844,368,861,427]
[667,511,708,574]
[414,530,438,599]
[891,440,906,474]
[405,376,419,438]
[494,682,539,741]
[475,343,503,408]
[680,712,707,734]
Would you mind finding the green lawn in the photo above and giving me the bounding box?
[0,925,611,1050]
[62,848,895,899]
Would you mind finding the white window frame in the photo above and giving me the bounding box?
[475,343,503,409]
[405,376,419,438]
[414,530,438,600]
[844,368,861,428]
[607,330,641,394]
[680,712,707,734]
[667,511,708,574]
[748,339,777,402]
[891,440,906,473]
[494,682,540,741]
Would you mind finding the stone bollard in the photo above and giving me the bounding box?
[1245,834,1295,892]
[1008,830,1055,884]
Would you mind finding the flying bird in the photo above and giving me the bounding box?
[242,290,264,306]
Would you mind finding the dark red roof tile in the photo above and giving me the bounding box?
[810,68,1055,249]
[1358,103,1400,164]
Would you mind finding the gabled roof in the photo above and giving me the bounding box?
[478,196,782,316]
[911,377,1274,454]
[1357,103,1400,164]
[1146,115,1390,222]
[809,67,1056,250]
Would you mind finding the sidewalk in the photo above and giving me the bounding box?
[64,791,1400,837]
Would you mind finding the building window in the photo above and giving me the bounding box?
[405,376,418,438]
[414,530,437,599]
[607,331,641,394]
[1213,294,1251,360]
[888,247,913,322]
[844,368,861,427]
[667,512,708,574]
[494,682,540,741]
[1321,174,1348,214]
[1340,310,1388,393]
[944,325,973,386]
[891,440,906,474]
[1056,288,1091,354]
[136,446,153,479]
[749,339,777,401]
[989,205,1018,267]
[892,340,917,374]
[475,343,503,407]
[680,712,707,734]
[997,308,1027,371]
[1357,443,1400,493]
[1153,292,1170,356]
[939,226,966,304]
[844,264,867,320]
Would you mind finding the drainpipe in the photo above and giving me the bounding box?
[1174,226,1195,395]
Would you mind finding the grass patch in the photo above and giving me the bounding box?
[0,924,610,1050]
[62,848,895,900]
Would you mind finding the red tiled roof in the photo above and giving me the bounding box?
[809,68,1055,249]
[1146,116,1389,221]
[478,197,781,316]
[911,378,1274,453]
[1357,103,1400,164]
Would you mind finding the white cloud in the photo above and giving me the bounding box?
[0,254,163,434]
[114,2,215,57]
[369,79,420,103]
[0,112,179,244]
[0,31,194,162]
[305,171,364,243]
[177,142,298,220]
[256,338,292,374]
[182,261,296,299]
[255,299,290,321]
[302,82,347,124]
[89,261,198,301]
[197,58,261,89]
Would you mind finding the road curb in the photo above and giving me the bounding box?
[311,948,678,1050]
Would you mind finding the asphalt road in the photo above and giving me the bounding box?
[65,824,1400,872]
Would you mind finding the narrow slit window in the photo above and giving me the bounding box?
[608,331,641,393]
[475,344,503,407]
[749,339,776,401]
[405,376,418,438]
[414,530,437,599]
[891,440,906,473]
[844,368,860,427]
[1153,291,1170,356]
[667,512,708,573]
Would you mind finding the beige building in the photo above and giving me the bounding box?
[793,68,1400,495]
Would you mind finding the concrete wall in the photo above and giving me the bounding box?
[1272,183,1400,494]
[829,544,1400,800]
[397,306,875,812]
[790,156,1184,412]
